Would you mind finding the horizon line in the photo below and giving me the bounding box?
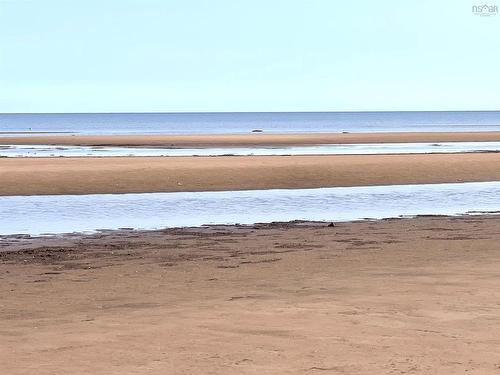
[1,109,500,115]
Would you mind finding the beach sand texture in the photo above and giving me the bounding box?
[2,215,500,374]
[1,153,500,195]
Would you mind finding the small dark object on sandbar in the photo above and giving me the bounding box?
[328,222,335,227]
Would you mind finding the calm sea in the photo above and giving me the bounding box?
[1,111,500,135]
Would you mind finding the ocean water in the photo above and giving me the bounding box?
[2,142,500,157]
[1,181,499,236]
[1,111,500,135]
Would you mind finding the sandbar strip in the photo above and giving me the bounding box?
[1,153,500,195]
[2,131,500,147]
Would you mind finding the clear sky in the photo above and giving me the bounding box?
[1,0,499,113]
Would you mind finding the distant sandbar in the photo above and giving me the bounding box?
[2,131,500,147]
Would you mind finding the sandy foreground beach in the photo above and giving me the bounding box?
[2,131,500,147]
[1,153,500,195]
[1,215,500,374]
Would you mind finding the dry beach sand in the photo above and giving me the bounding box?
[1,153,500,195]
[2,215,500,374]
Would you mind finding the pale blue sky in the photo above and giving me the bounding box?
[0,0,499,113]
